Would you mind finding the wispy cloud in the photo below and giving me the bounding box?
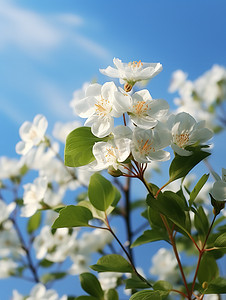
[0,98,26,125]
[0,0,111,60]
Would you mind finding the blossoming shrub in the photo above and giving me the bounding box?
[1,58,226,300]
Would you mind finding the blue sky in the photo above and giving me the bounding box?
[0,0,226,298]
[1,0,226,157]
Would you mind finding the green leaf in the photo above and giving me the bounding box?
[64,127,104,167]
[80,273,104,298]
[131,230,169,248]
[52,205,93,229]
[88,174,115,211]
[189,174,210,206]
[197,253,219,284]
[76,297,99,300]
[41,272,67,284]
[214,232,226,248]
[27,211,42,234]
[90,254,133,273]
[153,280,172,292]
[147,191,189,235]
[39,259,54,268]
[125,278,150,290]
[194,206,209,238]
[169,149,211,182]
[104,289,119,300]
[130,290,161,300]
[205,277,226,294]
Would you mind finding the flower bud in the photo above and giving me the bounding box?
[202,281,208,289]
[210,193,225,216]
[124,82,133,92]
[108,166,123,177]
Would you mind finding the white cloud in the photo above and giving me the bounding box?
[0,0,111,60]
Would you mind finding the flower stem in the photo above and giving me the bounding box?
[105,214,152,288]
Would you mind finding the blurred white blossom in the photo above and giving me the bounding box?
[16,115,48,155]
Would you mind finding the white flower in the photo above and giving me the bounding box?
[204,294,219,300]
[0,200,16,224]
[21,177,48,217]
[72,82,121,138]
[132,124,171,163]
[34,225,78,262]
[88,125,132,171]
[0,223,24,258]
[167,112,213,156]
[70,82,90,116]
[211,168,226,202]
[0,259,17,278]
[11,290,24,300]
[114,89,169,129]
[100,58,162,86]
[194,64,226,104]
[52,120,81,143]
[168,70,188,93]
[69,253,91,275]
[16,114,48,155]
[0,157,22,180]
[149,248,179,284]
[98,272,122,290]
[26,283,67,300]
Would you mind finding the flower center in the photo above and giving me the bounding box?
[174,132,190,147]
[138,139,155,155]
[105,146,117,162]
[95,97,111,117]
[128,60,143,69]
[29,128,38,140]
[132,101,149,116]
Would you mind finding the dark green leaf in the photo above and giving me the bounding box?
[64,127,105,167]
[52,205,93,229]
[214,232,226,248]
[189,174,209,206]
[131,230,169,248]
[205,277,226,294]
[104,289,119,300]
[39,259,54,268]
[169,149,211,182]
[80,273,104,298]
[27,211,42,234]
[130,290,161,300]
[125,278,150,290]
[147,191,189,235]
[90,254,133,273]
[197,253,219,284]
[194,206,209,238]
[88,174,115,211]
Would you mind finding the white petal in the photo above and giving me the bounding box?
[33,115,48,134]
[148,150,170,161]
[73,96,96,118]
[16,141,33,155]
[85,83,102,97]
[91,117,113,138]
[211,181,226,201]
[171,143,192,156]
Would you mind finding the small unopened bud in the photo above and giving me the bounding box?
[124,82,133,92]
[202,281,208,289]
[210,193,225,216]
[108,166,123,177]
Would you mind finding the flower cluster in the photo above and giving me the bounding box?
[72,58,213,175]
[0,57,225,300]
